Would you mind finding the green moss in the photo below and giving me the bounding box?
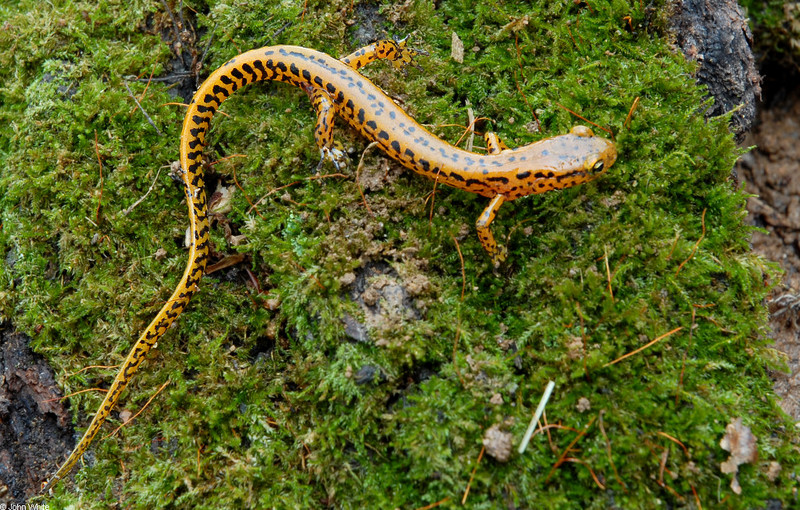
[2,0,797,508]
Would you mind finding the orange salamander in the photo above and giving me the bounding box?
[44,38,616,491]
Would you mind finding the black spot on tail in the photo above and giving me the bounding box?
[212,84,229,97]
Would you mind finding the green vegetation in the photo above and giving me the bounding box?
[1,0,797,507]
[740,0,800,64]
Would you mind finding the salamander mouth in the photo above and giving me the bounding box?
[557,159,609,186]
[552,169,590,186]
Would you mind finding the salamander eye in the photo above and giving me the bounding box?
[585,159,605,174]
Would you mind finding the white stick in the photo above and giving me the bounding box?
[518,380,556,454]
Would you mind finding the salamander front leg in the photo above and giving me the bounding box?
[476,194,507,266]
[341,36,427,73]
[483,132,510,155]
[308,88,349,172]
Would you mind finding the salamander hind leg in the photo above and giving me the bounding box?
[476,194,508,266]
[340,36,427,73]
[483,132,510,155]
[308,88,349,172]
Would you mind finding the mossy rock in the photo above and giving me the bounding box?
[1,0,797,508]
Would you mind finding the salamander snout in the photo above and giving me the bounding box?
[584,142,617,177]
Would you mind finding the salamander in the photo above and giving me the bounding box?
[43,38,617,491]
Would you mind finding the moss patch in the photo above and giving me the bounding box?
[2,0,797,508]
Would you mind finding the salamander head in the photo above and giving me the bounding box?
[495,125,617,199]
[566,125,617,181]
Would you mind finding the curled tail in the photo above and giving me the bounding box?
[42,56,225,494]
